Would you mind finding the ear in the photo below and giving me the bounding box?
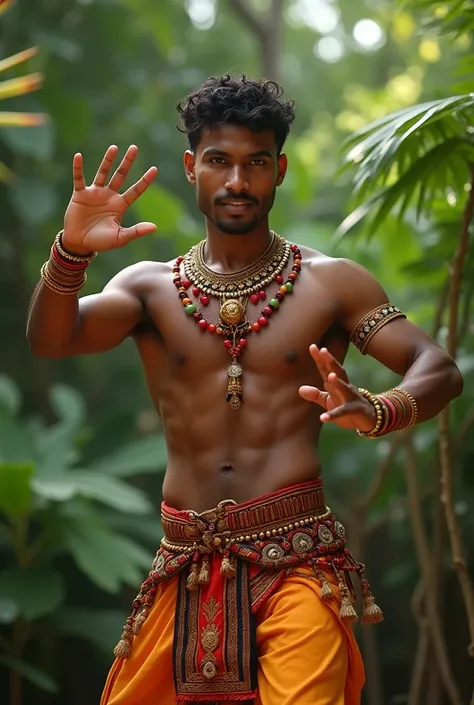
[184,150,196,185]
[276,153,288,187]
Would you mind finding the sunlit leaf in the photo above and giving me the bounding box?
[339,94,474,234]
[0,111,46,126]
[0,73,42,100]
[0,0,16,17]
[0,47,37,73]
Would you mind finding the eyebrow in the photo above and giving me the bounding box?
[201,148,274,159]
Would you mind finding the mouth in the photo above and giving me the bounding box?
[217,201,255,214]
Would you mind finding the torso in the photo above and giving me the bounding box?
[131,244,349,511]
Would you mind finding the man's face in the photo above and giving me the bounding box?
[184,124,287,235]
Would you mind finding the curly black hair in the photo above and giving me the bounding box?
[177,74,295,153]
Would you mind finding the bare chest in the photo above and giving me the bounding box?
[136,267,345,380]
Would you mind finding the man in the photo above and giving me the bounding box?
[27,75,462,705]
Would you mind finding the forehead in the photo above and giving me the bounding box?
[196,123,277,156]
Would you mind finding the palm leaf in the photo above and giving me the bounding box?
[0,0,16,17]
[0,73,42,100]
[0,47,37,73]
[0,112,45,126]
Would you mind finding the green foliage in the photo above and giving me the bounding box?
[1,0,473,702]
[0,377,165,697]
[337,95,474,236]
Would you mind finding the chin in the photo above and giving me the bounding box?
[214,218,261,236]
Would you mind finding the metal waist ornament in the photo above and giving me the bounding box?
[173,233,302,409]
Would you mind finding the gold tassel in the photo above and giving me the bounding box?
[220,554,236,579]
[339,592,358,621]
[198,556,210,584]
[362,591,384,624]
[113,626,133,659]
[186,561,200,591]
[338,572,358,622]
[315,569,334,601]
[132,610,148,636]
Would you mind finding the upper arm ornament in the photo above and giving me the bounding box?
[350,304,406,354]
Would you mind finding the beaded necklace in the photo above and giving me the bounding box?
[173,233,302,409]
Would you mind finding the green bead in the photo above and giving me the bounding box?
[285,282,293,293]
[184,304,197,315]
[269,298,279,308]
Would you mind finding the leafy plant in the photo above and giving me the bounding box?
[0,376,166,701]
[0,0,45,183]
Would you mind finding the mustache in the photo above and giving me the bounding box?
[214,193,258,205]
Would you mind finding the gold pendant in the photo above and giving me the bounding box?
[226,361,243,410]
[219,299,245,326]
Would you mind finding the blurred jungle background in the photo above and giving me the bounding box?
[0,0,473,703]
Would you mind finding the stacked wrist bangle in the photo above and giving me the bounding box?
[40,231,97,295]
[357,387,418,438]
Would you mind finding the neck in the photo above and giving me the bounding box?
[203,219,274,273]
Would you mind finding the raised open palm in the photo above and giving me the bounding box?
[63,144,158,255]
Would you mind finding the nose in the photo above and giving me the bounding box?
[224,166,249,193]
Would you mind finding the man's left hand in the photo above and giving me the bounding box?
[299,345,376,432]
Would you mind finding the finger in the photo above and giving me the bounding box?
[122,166,158,206]
[118,221,157,246]
[92,145,119,187]
[299,385,330,408]
[320,403,355,423]
[325,372,354,402]
[108,144,139,192]
[309,344,330,382]
[320,348,349,383]
[72,153,86,191]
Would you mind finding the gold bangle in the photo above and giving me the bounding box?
[40,262,86,295]
[391,387,418,430]
[54,231,97,264]
[357,388,385,438]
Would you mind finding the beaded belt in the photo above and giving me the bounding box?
[160,479,327,551]
[114,479,382,703]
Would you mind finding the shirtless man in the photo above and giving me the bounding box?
[27,75,462,705]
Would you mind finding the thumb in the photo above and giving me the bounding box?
[299,385,328,408]
[118,221,157,245]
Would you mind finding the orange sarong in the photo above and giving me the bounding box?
[101,480,377,704]
[101,567,364,705]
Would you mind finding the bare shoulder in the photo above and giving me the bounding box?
[103,258,173,297]
[299,246,386,298]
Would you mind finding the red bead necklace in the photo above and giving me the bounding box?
[173,241,302,409]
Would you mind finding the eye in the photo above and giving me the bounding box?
[251,159,266,166]
[210,157,226,164]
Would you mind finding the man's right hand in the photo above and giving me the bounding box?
[62,145,158,256]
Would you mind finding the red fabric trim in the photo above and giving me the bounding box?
[176,690,258,702]
[162,478,323,519]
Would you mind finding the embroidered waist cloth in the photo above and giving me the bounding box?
[114,479,382,703]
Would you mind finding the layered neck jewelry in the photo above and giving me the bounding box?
[173,232,302,409]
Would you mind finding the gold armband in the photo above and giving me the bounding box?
[351,304,406,354]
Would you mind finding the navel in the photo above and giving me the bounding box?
[220,464,235,475]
